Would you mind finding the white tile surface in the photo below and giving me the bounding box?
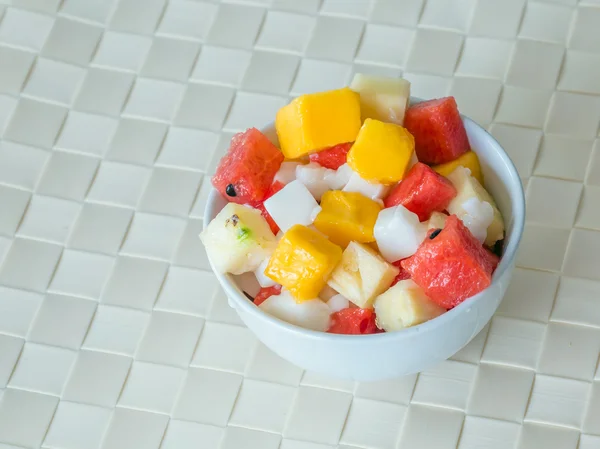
[48,250,114,300]
[398,404,463,449]
[37,151,99,201]
[44,401,111,449]
[411,360,476,410]
[101,407,168,449]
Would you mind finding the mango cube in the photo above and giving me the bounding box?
[314,190,382,248]
[432,150,483,185]
[265,224,343,302]
[275,87,361,159]
[347,119,415,184]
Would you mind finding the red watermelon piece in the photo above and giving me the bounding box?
[254,285,282,306]
[384,162,457,221]
[212,128,284,204]
[404,97,469,165]
[401,215,499,309]
[252,181,285,235]
[308,142,353,170]
[390,259,411,286]
[327,308,382,335]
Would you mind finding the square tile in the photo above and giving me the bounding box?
[157,0,217,40]
[157,128,217,172]
[449,77,502,126]
[563,229,600,280]
[495,86,553,128]
[9,342,75,395]
[397,405,463,449]
[0,287,43,337]
[138,168,202,217]
[0,45,35,95]
[420,0,477,32]
[119,362,185,414]
[60,0,115,24]
[469,0,525,38]
[229,379,296,432]
[18,195,81,243]
[291,59,352,96]
[272,0,322,14]
[172,367,242,425]
[354,375,417,405]
[516,224,570,271]
[340,398,406,449]
[0,7,54,50]
[0,388,58,448]
[526,374,590,428]
[221,427,281,449]
[526,177,582,228]
[467,364,534,422]
[5,98,67,148]
[496,268,559,322]
[580,435,600,449]
[520,2,573,43]
[137,311,204,367]
[552,276,600,327]
[0,335,23,388]
[305,16,363,63]
[161,421,224,449]
[570,6,600,53]
[256,11,315,53]
[102,256,168,310]
[44,402,111,449]
[355,24,414,67]
[456,37,513,79]
[321,0,370,17]
[458,416,520,449]
[62,349,131,407]
[535,135,593,181]
[559,50,600,95]
[124,78,185,121]
[107,118,167,166]
[74,68,135,116]
[0,141,48,190]
[224,92,287,132]
[584,381,600,434]
[24,58,85,105]
[28,294,96,349]
[0,94,16,135]
[174,219,211,270]
[155,267,216,317]
[411,360,476,410]
[242,51,299,95]
[190,176,214,219]
[48,250,114,300]
[68,203,132,255]
[506,40,564,89]
[140,37,200,82]
[451,324,490,364]
[87,161,151,208]
[174,83,234,130]
[0,186,30,237]
[101,408,168,449]
[481,316,546,369]
[546,92,600,139]
[192,322,257,373]
[245,343,304,386]
[83,305,150,356]
[121,213,186,261]
[588,140,600,186]
[406,29,463,76]
[518,423,579,449]
[93,31,152,72]
[56,111,119,157]
[576,186,600,230]
[41,17,102,65]
[284,386,352,445]
[206,3,265,49]
[110,0,165,35]
[190,45,252,86]
[369,0,424,26]
[538,322,600,380]
[489,125,542,178]
[36,151,98,201]
[0,238,61,292]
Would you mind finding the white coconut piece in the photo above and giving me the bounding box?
[374,205,428,262]
[264,180,320,233]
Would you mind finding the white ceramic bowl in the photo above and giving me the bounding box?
[203,113,525,382]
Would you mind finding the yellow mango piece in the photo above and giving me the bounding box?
[265,224,343,302]
[347,119,414,184]
[432,150,484,185]
[275,87,361,159]
[314,190,382,248]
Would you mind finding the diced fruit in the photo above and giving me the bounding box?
[401,215,500,309]
[319,284,339,301]
[274,161,303,185]
[327,294,350,313]
[347,119,415,184]
[259,290,331,331]
[383,162,457,221]
[432,150,483,185]
[350,73,411,125]
[390,259,411,286]
[275,87,361,159]
[254,285,282,306]
[254,255,277,288]
[200,203,277,275]
[374,280,446,332]
[253,181,285,235]
[404,97,469,165]
[212,128,284,204]
[460,197,494,244]
[374,205,427,262]
[264,180,320,233]
[328,308,382,335]
[446,166,504,246]
[325,163,353,190]
[314,191,382,248]
[427,211,448,230]
[309,142,353,169]
[296,162,335,201]
[343,170,389,203]
[327,242,398,309]
[265,224,343,302]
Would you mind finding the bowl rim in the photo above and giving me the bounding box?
[203,116,526,342]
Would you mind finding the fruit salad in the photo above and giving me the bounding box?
[200,74,505,335]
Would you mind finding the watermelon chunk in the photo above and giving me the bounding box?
[308,142,353,170]
[212,128,284,204]
[254,285,282,306]
[327,308,382,335]
[401,215,499,309]
[404,97,469,165]
[384,162,457,221]
[390,259,411,286]
[252,181,285,235]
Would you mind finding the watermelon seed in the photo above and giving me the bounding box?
[226,184,236,197]
[429,228,442,239]
[492,239,504,257]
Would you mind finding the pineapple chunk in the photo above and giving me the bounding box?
[200,203,277,275]
[446,166,504,246]
[350,73,411,125]
[327,242,398,308]
[374,280,446,332]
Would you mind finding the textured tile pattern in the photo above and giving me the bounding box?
[0,1,598,448]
